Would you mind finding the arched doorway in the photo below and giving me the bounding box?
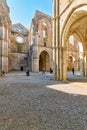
[62,9,87,80]
[39,51,50,72]
[67,55,74,71]
[66,35,83,77]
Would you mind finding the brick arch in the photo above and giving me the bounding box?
[39,50,50,71]
[39,48,51,58]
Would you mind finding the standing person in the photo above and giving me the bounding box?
[72,67,74,75]
[26,70,30,76]
[26,67,30,76]
[1,70,5,76]
[21,66,23,71]
[50,68,53,74]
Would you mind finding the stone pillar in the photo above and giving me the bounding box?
[53,0,57,80]
[62,47,67,81]
[56,0,59,80]
[80,58,83,76]
[32,58,39,72]
[53,0,62,81]
[56,0,62,80]
[0,25,9,72]
[83,51,87,77]
[86,55,87,77]
[32,45,39,72]
[2,26,9,72]
[83,54,85,76]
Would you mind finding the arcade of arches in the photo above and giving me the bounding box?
[52,0,87,81]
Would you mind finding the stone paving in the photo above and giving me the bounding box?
[0,71,87,130]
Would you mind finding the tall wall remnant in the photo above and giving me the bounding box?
[0,0,11,72]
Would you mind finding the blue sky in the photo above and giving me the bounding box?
[7,0,52,29]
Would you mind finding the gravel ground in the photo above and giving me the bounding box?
[0,72,87,130]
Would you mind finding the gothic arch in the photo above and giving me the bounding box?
[67,55,75,71]
[61,4,87,47]
[61,6,87,79]
[39,50,50,71]
[39,48,51,58]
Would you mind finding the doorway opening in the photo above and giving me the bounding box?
[39,51,50,72]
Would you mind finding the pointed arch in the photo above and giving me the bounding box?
[39,50,50,71]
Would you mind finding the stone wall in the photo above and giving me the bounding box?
[0,0,11,73]
[29,10,52,72]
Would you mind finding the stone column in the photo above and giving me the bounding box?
[32,45,39,72]
[80,57,83,76]
[83,53,85,76]
[62,47,66,81]
[53,0,63,81]
[56,0,62,80]
[86,54,87,77]
[0,25,8,72]
[53,0,57,80]
[32,58,39,72]
[83,51,87,77]
[55,0,59,80]
[2,25,9,72]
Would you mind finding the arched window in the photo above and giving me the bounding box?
[43,29,47,38]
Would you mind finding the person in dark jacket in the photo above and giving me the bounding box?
[50,68,53,74]
[72,67,74,75]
